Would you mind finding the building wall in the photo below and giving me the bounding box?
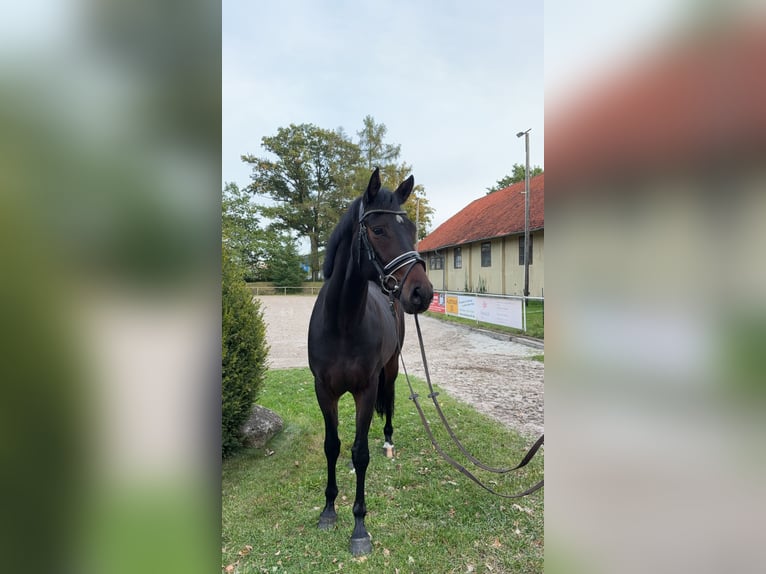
[469,239,499,293]
[425,248,446,290]
[421,230,544,296]
[502,230,544,297]
[445,246,467,291]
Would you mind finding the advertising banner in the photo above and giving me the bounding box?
[445,295,459,315]
[428,292,445,313]
[475,296,523,329]
[456,295,476,320]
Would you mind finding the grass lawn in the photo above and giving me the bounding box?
[425,300,544,340]
[222,369,544,574]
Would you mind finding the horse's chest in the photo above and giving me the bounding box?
[308,294,399,386]
[336,336,391,369]
[313,330,395,382]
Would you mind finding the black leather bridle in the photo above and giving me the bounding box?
[357,202,425,297]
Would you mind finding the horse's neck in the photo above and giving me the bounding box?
[324,236,370,329]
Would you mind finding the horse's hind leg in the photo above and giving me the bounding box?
[381,358,398,458]
[316,384,340,530]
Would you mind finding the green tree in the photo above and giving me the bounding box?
[222,244,269,458]
[357,114,401,170]
[243,123,361,281]
[486,163,543,194]
[223,182,263,280]
[355,116,433,239]
[223,183,304,283]
[261,230,305,286]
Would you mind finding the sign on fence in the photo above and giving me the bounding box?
[445,295,458,314]
[475,296,523,329]
[429,292,446,313]
[429,291,524,330]
[457,295,476,320]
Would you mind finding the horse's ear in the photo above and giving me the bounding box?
[394,175,414,204]
[365,168,381,203]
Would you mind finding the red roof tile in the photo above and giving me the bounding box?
[418,173,544,252]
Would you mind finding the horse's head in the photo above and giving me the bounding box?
[357,168,434,314]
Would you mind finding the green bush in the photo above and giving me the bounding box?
[263,233,305,287]
[222,245,269,458]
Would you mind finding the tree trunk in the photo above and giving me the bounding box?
[310,234,320,282]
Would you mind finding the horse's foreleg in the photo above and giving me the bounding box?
[317,389,339,530]
[349,386,376,556]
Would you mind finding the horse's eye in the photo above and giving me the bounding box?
[371,227,384,236]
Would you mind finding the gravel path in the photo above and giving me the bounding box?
[257,295,544,437]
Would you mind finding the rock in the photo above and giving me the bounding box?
[241,404,284,448]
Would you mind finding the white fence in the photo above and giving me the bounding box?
[247,285,322,296]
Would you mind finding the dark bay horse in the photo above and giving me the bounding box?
[308,168,433,556]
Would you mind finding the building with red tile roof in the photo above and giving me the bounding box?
[417,173,544,296]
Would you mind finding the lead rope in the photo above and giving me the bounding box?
[414,314,544,475]
[391,299,544,499]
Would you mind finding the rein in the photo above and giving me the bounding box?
[392,302,544,499]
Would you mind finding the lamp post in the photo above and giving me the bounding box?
[415,196,420,250]
[516,129,531,301]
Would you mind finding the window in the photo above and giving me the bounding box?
[453,247,462,269]
[481,242,491,267]
[518,235,533,265]
[429,254,443,270]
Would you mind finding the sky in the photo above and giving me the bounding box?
[222,1,543,233]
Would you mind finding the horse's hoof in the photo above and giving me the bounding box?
[317,514,336,530]
[383,446,395,458]
[349,535,372,556]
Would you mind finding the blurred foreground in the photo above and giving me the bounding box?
[1,2,220,573]
[546,2,766,572]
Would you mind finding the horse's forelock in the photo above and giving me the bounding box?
[362,188,401,215]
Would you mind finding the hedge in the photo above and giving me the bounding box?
[222,246,269,458]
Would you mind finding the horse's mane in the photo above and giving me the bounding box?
[322,197,359,279]
[323,189,402,279]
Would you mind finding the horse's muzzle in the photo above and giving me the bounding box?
[401,269,433,314]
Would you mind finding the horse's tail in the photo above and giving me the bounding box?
[375,367,395,418]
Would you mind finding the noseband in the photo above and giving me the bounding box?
[358,201,425,297]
